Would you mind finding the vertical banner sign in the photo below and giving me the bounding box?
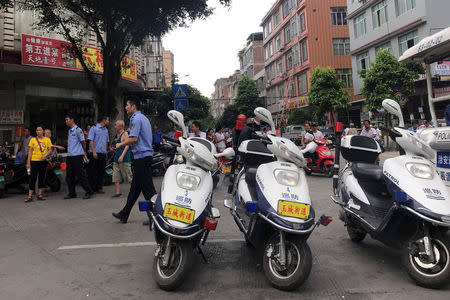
[172,84,189,112]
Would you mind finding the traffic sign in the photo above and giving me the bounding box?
[173,84,189,112]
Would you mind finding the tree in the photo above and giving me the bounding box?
[360,49,424,111]
[22,0,231,118]
[287,106,317,125]
[234,76,264,118]
[183,86,211,121]
[217,104,239,128]
[307,66,350,125]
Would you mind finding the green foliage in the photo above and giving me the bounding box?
[288,107,317,125]
[234,76,264,118]
[217,104,239,128]
[307,66,349,123]
[359,49,425,111]
[183,86,211,121]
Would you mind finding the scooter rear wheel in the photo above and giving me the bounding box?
[262,234,312,291]
[346,225,366,243]
[153,239,193,291]
[403,232,450,288]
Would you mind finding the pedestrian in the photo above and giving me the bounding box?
[360,120,377,139]
[166,124,177,139]
[215,126,226,152]
[64,114,94,199]
[21,128,32,164]
[206,128,215,143]
[152,124,162,152]
[87,116,110,194]
[408,120,419,132]
[226,128,233,148]
[112,97,157,224]
[14,144,23,165]
[25,125,52,202]
[84,125,91,152]
[419,119,433,129]
[344,123,358,136]
[111,120,132,198]
[45,129,65,158]
[189,121,206,138]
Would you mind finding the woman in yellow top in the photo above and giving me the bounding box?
[26,126,52,202]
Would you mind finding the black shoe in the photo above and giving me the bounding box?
[112,212,127,223]
[111,193,122,198]
[83,193,92,199]
[64,194,76,199]
[142,220,150,226]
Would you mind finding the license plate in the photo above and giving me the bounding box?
[0,176,4,183]
[105,168,113,175]
[163,203,195,224]
[278,200,310,219]
[54,170,63,175]
[437,152,450,169]
[221,164,232,173]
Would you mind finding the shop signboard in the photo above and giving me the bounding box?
[432,61,450,76]
[434,86,450,97]
[21,34,137,82]
[0,110,23,124]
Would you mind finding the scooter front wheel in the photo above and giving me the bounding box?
[324,165,333,178]
[262,233,312,291]
[403,232,450,288]
[153,239,193,291]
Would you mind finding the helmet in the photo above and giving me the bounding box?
[235,114,247,130]
[237,114,247,122]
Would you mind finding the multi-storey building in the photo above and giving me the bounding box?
[239,32,265,78]
[347,0,450,122]
[163,49,174,88]
[142,36,164,90]
[261,0,355,125]
[210,71,242,118]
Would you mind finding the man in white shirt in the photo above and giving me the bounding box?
[189,121,206,138]
[304,123,324,143]
[360,120,377,139]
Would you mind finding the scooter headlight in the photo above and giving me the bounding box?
[405,163,434,180]
[176,172,201,190]
[274,169,299,186]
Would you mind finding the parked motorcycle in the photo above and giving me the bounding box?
[330,99,450,288]
[138,110,221,291]
[45,156,63,192]
[152,140,178,177]
[223,107,332,291]
[304,138,334,177]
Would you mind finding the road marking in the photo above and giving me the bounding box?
[57,238,244,250]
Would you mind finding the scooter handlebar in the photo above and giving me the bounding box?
[162,135,181,145]
[379,126,402,140]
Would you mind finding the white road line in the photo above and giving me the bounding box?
[57,238,244,250]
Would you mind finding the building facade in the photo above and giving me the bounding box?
[210,71,242,118]
[163,49,174,88]
[142,36,164,90]
[239,32,265,78]
[347,0,450,122]
[261,0,355,125]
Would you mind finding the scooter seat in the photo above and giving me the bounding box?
[351,163,384,181]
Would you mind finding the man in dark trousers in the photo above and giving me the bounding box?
[112,97,157,223]
[87,116,110,193]
[64,114,94,199]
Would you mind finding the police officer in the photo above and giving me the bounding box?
[87,116,110,193]
[112,97,156,223]
[64,114,94,199]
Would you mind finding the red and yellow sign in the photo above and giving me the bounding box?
[278,200,310,219]
[21,34,137,82]
[163,203,195,224]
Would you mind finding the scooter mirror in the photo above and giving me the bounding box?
[382,99,405,128]
[254,107,276,134]
[301,141,318,154]
[215,148,235,159]
[167,110,188,138]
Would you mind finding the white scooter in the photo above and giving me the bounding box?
[223,107,332,291]
[139,110,221,291]
[331,99,450,288]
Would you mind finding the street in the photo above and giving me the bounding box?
[0,152,449,300]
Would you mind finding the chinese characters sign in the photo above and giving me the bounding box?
[163,203,195,224]
[21,34,137,82]
[0,110,23,124]
[277,200,310,219]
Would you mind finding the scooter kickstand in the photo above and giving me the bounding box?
[197,245,208,264]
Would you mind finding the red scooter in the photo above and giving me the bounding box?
[304,138,334,177]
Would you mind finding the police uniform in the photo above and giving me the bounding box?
[115,111,156,223]
[66,125,93,198]
[87,123,109,192]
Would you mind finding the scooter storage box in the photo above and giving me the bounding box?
[238,140,275,166]
[340,135,381,163]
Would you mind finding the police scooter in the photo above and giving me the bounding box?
[138,110,221,291]
[223,107,332,291]
[330,99,450,288]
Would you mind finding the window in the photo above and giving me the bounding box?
[398,30,418,55]
[274,9,281,27]
[396,0,416,16]
[278,85,285,100]
[284,26,291,45]
[336,69,353,88]
[331,7,347,26]
[300,13,306,32]
[265,41,274,59]
[357,51,370,70]
[275,34,282,51]
[288,81,295,97]
[300,39,308,61]
[375,41,392,53]
[298,73,307,95]
[292,43,301,66]
[283,0,297,18]
[354,14,367,38]
[286,50,294,70]
[372,1,388,28]
[333,38,350,56]
[276,58,284,76]
[264,20,273,38]
[284,14,299,44]
[266,63,275,80]
[269,40,274,57]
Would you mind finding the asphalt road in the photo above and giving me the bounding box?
[0,152,449,299]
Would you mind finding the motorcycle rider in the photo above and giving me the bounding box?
[232,114,247,149]
[303,123,323,164]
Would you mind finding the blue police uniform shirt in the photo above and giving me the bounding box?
[88,123,109,154]
[68,125,85,156]
[129,111,153,159]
